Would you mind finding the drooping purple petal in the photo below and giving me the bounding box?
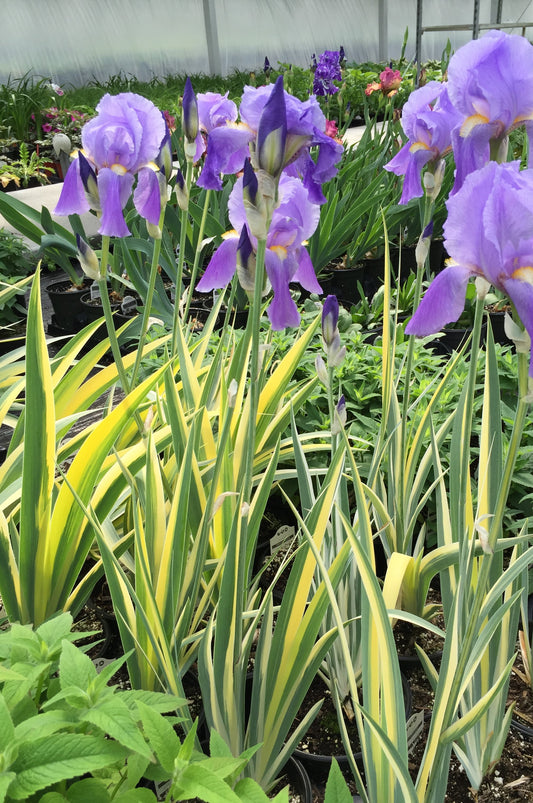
[196,235,239,291]
[54,156,89,215]
[295,127,343,204]
[405,263,474,336]
[292,247,322,293]
[97,168,134,237]
[264,247,300,329]
[133,166,161,225]
[502,276,533,375]
[196,125,253,190]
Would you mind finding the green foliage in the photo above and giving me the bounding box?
[0,73,53,145]
[0,612,285,803]
[0,142,52,189]
[0,229,33,326]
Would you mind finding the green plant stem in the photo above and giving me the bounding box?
[242,237,267,510]
[183,189,211,322]
[130,209,165,388]
[171,159,194,356]
[98,236,131,396]
[395,193,435,549]
[401,191,434,424]
[454,294,485,538]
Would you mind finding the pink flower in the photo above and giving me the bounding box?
[162,109,176,132]
[380,68,402,94]
[42,123,53,133]
[365,81,381,96]
[325,119,338,138]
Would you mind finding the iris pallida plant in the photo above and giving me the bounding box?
[372,29,533,799]
[0,269,171,627]
[189,74,350,791]
[411,161,533,793]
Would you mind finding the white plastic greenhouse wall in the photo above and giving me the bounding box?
[2,0,533,86]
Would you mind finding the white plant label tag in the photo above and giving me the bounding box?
[92,656,115,674]
[406,710,425,754]
[270,524,296,553]
[90,282,101,300]
[121,295,137,314]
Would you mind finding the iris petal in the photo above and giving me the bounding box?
[293,248,322,293]
[134,167,161,224]
[264,248,300,329]
[97,168,134,237]
[197,125,253,190]
[405,263,474,336]
[54,157,90,215]
[502,277,533,376]
[196,236,239,291]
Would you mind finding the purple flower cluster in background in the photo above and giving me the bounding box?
[385,30,533,203]
[53,69,344,331]
[389,30,533,374]
[195,74,343,328]
[312,50,342,97]
[406,160,533,374]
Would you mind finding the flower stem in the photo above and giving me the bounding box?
[242,237,266,508]
[130,210,165,388]
[98,236,131,395]
[183,189,211,322]
[171,159,194,355]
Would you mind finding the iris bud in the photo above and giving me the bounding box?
[78,151,100,211]
[242,159,268,240]
[256,75,287,179]
[332,394,347,435]
[236,226,257,293]
[76,233,102,280]
[182,77,199,160]
[174,167,189,211]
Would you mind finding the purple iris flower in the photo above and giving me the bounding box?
[312,50,342,97]
[405,161,533,375]
[54,92,166,237]
[384,81,461,204]
[196,172,322,329]
[193,91,240,165]
[196,89,254,190]
[447,30,533,191]
[198,76,343,201]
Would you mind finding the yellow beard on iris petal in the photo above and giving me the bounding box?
[512,265,533,285]
[460,113,489,137]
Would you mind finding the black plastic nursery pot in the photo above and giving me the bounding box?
[46,278,92,334]
[321,261,383,305]
[292,672,412,783]
[280,755,313,803]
